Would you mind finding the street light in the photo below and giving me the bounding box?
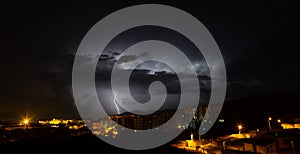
[277,119,281,123]
[238,125,242,134]
[268,117,272,131]
[291,140,296,154]
[23,119,29,125]
[22,117,30,128]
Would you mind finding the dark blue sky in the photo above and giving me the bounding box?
[0,0,297,120]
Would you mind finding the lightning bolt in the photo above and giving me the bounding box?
[113,95,120,115]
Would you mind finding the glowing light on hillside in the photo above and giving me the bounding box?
[23,119,29,125]
[21,116,31,128]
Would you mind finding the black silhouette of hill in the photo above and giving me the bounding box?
[0,127,194,154]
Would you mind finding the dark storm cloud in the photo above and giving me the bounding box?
[116,52,148,64]
[116,55,139,64]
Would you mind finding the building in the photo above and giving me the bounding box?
[242,129,300,154]
[280,115,300,129]
[243,138,277,154]
[273,129,300,153]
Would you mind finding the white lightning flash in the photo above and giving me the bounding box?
[113,95,120,115]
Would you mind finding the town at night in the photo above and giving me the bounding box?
[0,0,298,153]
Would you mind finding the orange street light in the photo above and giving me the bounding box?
[268,117,272,131]
[237,125,243,134]
[21,116,31,128]
[23,119,29,125]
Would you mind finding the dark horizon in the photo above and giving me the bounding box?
[1,93,298,123]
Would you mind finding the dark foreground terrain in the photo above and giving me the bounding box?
[0,127,195,154]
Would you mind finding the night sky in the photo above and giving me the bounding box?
[0,0,298,120]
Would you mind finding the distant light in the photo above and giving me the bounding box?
[238,125,242,130]
[22,117,31,126]
[218,119,224,122]
[112,131,118,135]
[49,118,61,125]
[237,124,243,134]
[277,119,281,123]
[23,119,29,125]
[268,117,272,121]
